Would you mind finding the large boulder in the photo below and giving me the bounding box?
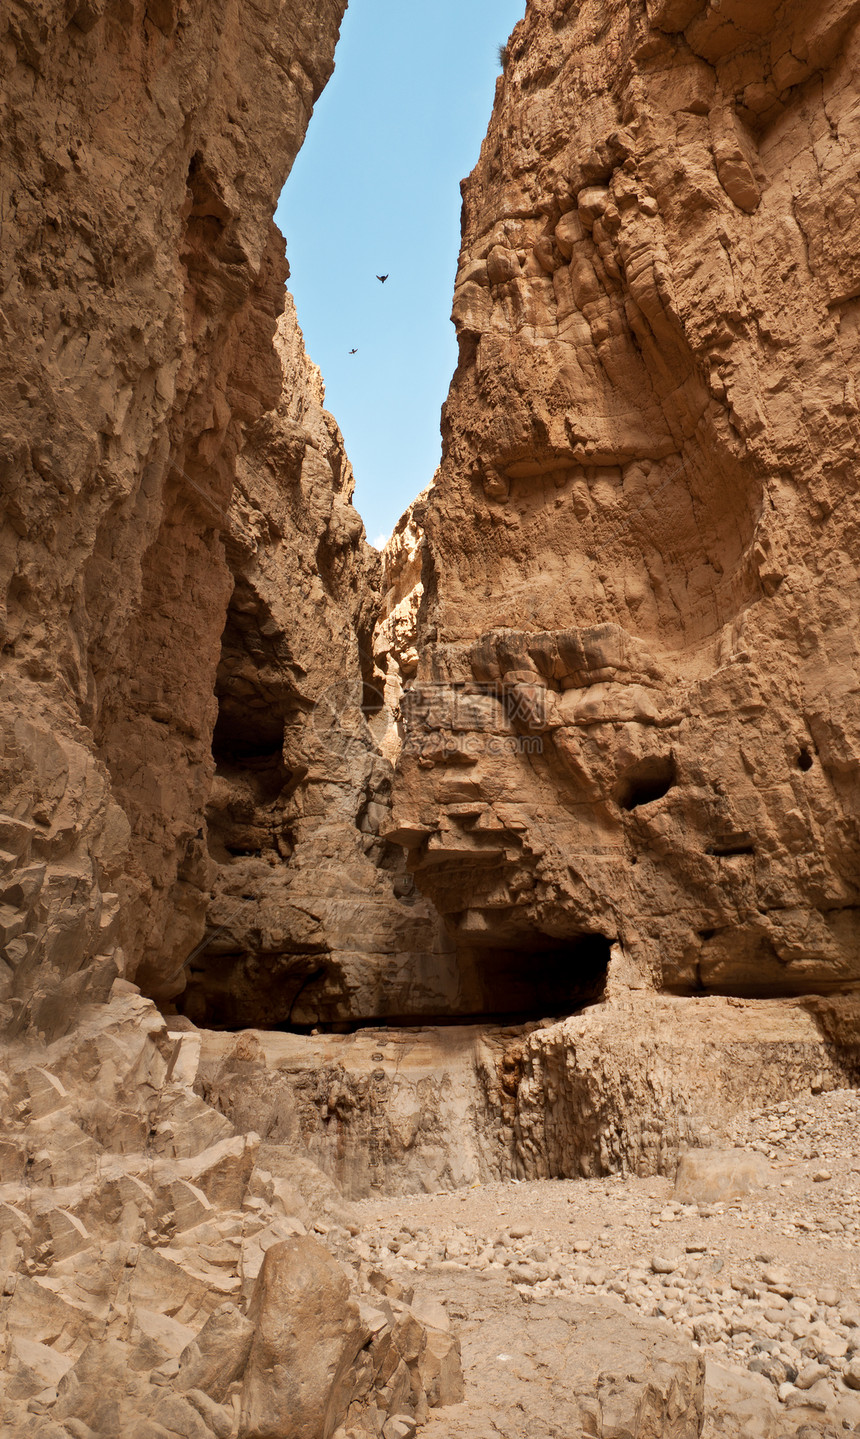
[239,1236,368,1439]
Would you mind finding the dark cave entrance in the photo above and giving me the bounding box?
[211,706,290,797]
[212,707,285,766]
[280,930,614,1032]
[453,929,612,1023]
[614,755,677,811]
[176,929,613,1034]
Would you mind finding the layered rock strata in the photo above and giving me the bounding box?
[380,0,860,1001]
[196,993,860,1198]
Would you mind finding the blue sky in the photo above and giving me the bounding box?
[276,0,526,547]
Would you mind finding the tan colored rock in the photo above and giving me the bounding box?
[180,300,455,1030]
[0,0,353,1031]
[0,995,463,1434]
[128,1308,197,1372]
[418,1277,704,1439]
[198,992,860,1192]
[702,1360,781,1439]
[53,1339,131,1434]
[6,0,860,1434]
[674,1149,771,1204]
[416,1325,465,1409]
[197,1022,527,1197]
[176,1302,255,1402]
[380,0,860,1008]
[4,1336,73,1401]
[239,1236,367,1439]
[183,1387,235,1439]
[844,1358,860,1390]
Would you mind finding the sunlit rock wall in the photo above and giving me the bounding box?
[382,0,860,1000]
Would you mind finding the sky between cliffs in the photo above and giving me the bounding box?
[276,0,526,548]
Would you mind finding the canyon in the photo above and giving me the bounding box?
[1,0,860,1436]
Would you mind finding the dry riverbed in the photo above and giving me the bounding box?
[340,1088,860,1437]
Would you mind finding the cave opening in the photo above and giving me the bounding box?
[614,755,677,811]
[212,707,284,765]
[451,929,612,1025]
[281,930,614,1032]
[206,579,301,834]
[210,702,292,815]
[174,930,613,1034]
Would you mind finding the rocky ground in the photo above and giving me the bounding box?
[2,989,860,1437]
[0,993,463,1439]
[348,1088,860,1438]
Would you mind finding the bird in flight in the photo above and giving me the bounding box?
[348,348,358,354]
[376,274,388,283]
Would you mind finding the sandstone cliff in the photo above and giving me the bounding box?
[0,0,352,1032]
[183,299,456,1028]
[381,0,860,1004]
[0,7,470,1431]
[4,0,860,1432]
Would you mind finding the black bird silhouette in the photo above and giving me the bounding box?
[348,348,358,354]
[376,273,388,283]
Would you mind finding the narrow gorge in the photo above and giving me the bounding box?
[2,1,860,1436]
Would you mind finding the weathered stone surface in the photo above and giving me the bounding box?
[0,993,464,1436]
[674,1148,771,1205]
[701,1360,783,1439]
[178,297,455,1030]
[6,0,860,1433]
[176,1302,254,1401]
[240,1236,367,1439]
[417,1276,705,1439]
[379,0,860,1006]
[1,0,455,1036]
[0,0,357,1031]
[197,993,860,1194]
[197,1022,523,1198]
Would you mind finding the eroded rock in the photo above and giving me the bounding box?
[240,1236,366,1439]
[377,0,860,1008]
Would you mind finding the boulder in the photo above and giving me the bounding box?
[239,1237,368,1439]
[177,1302,255,1402]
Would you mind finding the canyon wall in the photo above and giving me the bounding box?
[9,0,859,1040]
[0,11,468,1432]
[0,0,445,1036]
[382,0,860,1004]
[184,298,456,1028]
[3,6,860,1431]
[2,0,859,1180]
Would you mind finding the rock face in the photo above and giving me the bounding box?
[381,0,860,1002]
[0,0,360,1032]
[0,0,456,1036]
[196,993,860,1197]
[182,298,455,1029]
[5,0,860,1432]
[0,985,463,1437]
[240,1236,366,1438]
